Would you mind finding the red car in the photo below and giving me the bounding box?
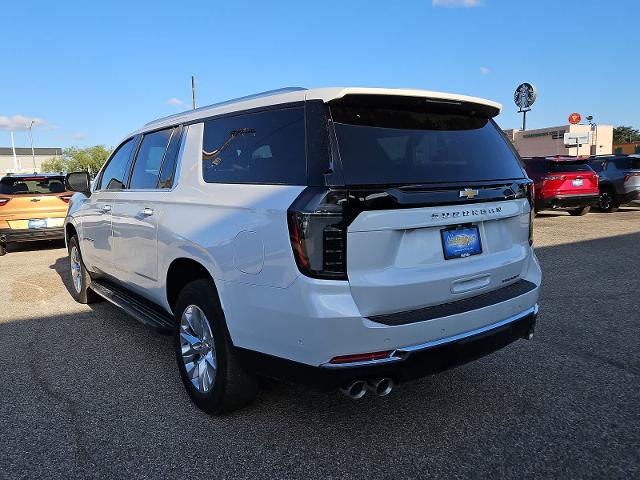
[522,156,599,216]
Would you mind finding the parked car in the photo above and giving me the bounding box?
[588,155,640,212]
[0,173,72,255]
[522,156,599,216]
[63,87,541,413]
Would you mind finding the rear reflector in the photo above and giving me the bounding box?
[329,351,392,364]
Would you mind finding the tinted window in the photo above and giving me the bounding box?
[549,162,593,173]
[99,138,136,190]
[330,105,524,185]
[590,160,604,172]
[0,176,65,195]
[523,159,548,175]
[202,107,306,185]
[129,129,174,190]
[614,158,632,170]
[158,126,183,189]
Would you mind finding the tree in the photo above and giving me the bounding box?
[613,126,640,144]
[41,145,112,176]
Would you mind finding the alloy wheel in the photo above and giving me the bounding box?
[180,304,217,393]
[70,246,83,294]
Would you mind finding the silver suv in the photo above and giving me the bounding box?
[64,87,541,413]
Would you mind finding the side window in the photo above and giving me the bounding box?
[614,158,630,170]
[590,161,603,173]
[157,126,183,189]
[202,107,306,185]
[129,128,174,190]
[98,138,136,190]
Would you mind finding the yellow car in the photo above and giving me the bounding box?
[0,173,72,255]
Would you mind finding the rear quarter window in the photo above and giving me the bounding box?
[202,107,306,185]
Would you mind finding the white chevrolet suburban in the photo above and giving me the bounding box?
[64,87,541,413]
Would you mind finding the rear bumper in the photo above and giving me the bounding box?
[619,189,640,205]
[236,305,538,390]
[0,227,64,243]
[536,193,599,210]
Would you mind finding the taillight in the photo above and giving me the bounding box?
[59,194,74,203]
[624,172,640,183]
[525,182,534,246]
[287,187,348,280]
[0,198,9,207]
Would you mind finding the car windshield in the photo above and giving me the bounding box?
[0,176,66,195]
[330,104,525,185]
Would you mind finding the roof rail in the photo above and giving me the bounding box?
[145,87,307,126]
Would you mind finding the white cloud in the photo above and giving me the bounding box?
[0,115,45,131]
[73,132,87,140]
[433,0,482,7]
[167,97,184,106]
[480,66,491,75]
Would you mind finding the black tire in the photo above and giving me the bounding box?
[0,243,6,256]
[599,188,619,213]
[68,236,100,304]
[568,206,591,216]
[174,279,258,414]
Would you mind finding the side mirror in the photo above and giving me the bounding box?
[65,171,91,195]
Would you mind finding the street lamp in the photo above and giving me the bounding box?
[26,120,36,172]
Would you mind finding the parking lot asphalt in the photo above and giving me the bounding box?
[0,207,639,479]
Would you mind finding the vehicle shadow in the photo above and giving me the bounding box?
[11,230,636,479]
[49,254,76,298]
[6,238,66,254]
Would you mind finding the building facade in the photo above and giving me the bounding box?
[612,142,640,155]
[503,124,613,157]
[0,147,62,175]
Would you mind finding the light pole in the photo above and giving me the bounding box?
[587,115,597,156]
[27,120,36,172]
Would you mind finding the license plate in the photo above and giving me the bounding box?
[28,219,47,229]
[441,225,482,260]
[572,179,583,186]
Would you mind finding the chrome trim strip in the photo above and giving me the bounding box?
[321,356,403,370]
[320,304,538,370]
[396,305,537,354]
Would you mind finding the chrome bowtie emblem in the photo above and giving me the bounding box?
[459,188,479,199]
[30,197,41,202]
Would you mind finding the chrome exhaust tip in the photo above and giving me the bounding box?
[366,377,394,397]
[340,380,367,400]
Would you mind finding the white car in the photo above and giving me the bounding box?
[64,87,541,413]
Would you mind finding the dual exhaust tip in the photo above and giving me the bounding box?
[340,378,394,399]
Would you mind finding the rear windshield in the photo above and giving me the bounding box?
[330,105,524,185]
[548,162,593,173]
[0,176,66,195]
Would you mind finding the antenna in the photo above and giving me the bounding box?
[191,76,196,110]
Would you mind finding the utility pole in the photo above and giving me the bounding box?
[27,120,36,172]
[10,131,19,172]
[191,75,196,110]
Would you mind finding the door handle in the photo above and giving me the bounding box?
[101,204,112,213]
[141,207,154,216]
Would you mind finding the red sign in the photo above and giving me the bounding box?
[568,113,581,125]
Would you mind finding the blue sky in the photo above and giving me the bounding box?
[2,0,638,149]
